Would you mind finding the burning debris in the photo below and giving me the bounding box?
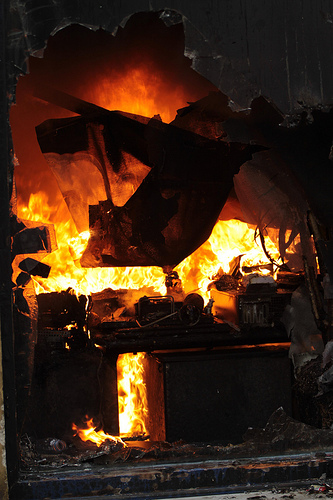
[35,87,260,269]
[8,13,333,485]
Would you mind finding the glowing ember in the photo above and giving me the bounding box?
[72,416,126,447]
[117,353,148,437]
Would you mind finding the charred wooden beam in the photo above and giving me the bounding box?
[92,323,289,355]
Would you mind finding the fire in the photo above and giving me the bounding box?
[72,353,148,446]
[72,416,126,447]
[176,219,284,299]
[84,66,189,124]
[16,191,287,300]
[117,353,148,437]
[13,51,294,300]
[16,191,166,296]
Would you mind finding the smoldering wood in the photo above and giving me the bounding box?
[37,290,87,330]
[142,354,165,442]
[93,322,289,355]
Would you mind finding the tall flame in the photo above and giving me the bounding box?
[72,353,148,446]
[117,353,148,437]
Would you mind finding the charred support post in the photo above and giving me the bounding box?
[308,211,333,342]
[100,353,119,436]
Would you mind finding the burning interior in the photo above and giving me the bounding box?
[6,7,333,498]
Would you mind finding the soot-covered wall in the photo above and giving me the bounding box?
[6,0,333,113]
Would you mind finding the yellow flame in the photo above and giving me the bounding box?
[16,191,287,301]
[16,191,165,296]
[176,219,283,299]
[14,61,291,300]
[117,353,148,437]
[72,416,126,447]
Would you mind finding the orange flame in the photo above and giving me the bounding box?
[14,58,296,300]
[72,353,149,445]
[72,416,126,447]
[16,190,289,301]
[176,219,284,299]
[16,191,166,296]
[117,353,148,437]
[86,66,189,124]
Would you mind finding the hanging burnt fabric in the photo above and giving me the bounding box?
[36,105,255,268]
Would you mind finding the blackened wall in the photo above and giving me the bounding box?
[6,0,333,114]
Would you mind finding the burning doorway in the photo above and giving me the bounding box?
[6,7,333,498]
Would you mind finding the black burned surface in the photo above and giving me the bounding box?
[19,408,333,472]
[15,450,333,500]
[7,2,333,114]
[92,323,288,354]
